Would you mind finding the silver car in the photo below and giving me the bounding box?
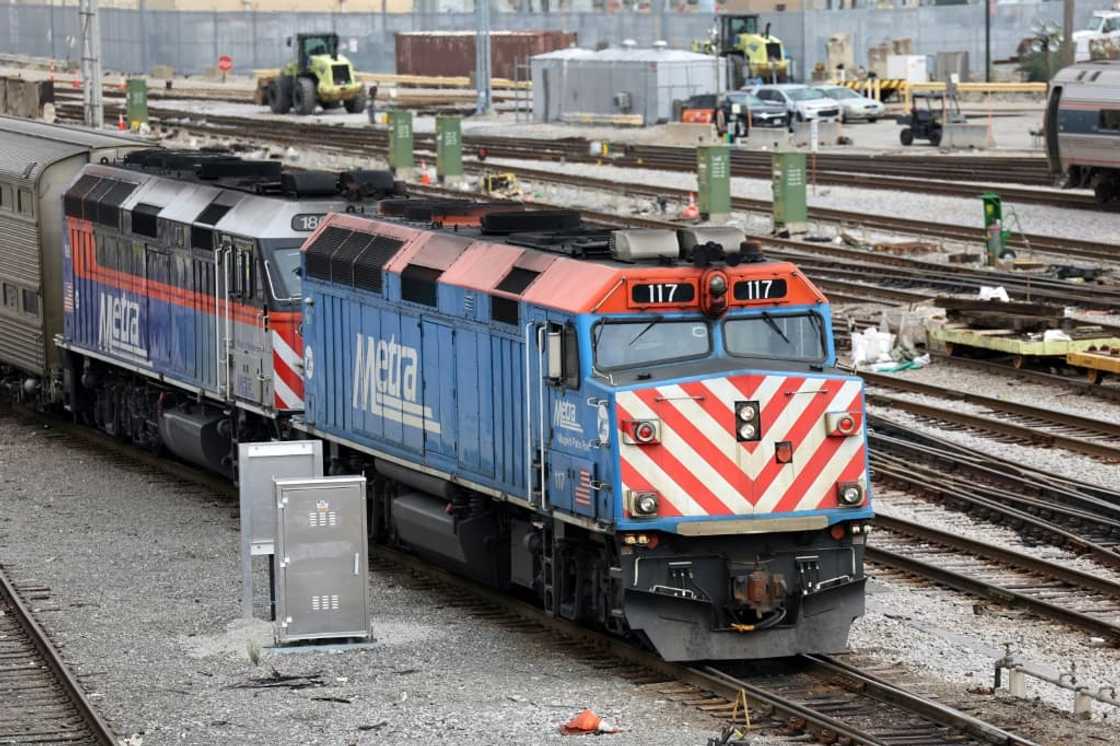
[749,84,840,122]
[816,85,887,123]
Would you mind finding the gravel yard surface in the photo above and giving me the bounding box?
[0,415,720,746]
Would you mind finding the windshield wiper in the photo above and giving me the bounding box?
[760,311,791,345]
[627,316,664,347]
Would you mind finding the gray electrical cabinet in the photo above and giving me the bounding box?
[238,440,323,618]
[274,476,371,645]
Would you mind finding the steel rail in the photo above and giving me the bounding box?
[871,460,1120,571]
[874,512,1120,600]
[799,654,1037,746]
[867,393,1120,461]
[861,370,1120,440]
[866,542,1120,643]
[54,101,1120,263]
[0,562,116,745]
[11,408,1034,746]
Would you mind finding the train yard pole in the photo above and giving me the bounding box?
[1062,0,1075,68]
[474,0,493,115]
[79,0,103,128]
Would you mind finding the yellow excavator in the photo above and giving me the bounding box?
[692,15,791,87]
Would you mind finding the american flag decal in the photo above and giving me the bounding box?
[575,469,593,506]
[616,375,866,517]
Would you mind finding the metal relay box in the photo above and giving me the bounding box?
[274,476,371,645]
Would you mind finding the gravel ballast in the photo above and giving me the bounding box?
[0,416,719,745]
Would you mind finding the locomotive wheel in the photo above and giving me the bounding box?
[293,78,316,115]
[899,128,913,146]
[1087,368,1105,385]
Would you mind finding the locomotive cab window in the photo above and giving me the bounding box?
[264,246,303,302]
[0,184,10,211]
[563,323,579,388]
[593,318,710,371]
[724,312,825,362]
[1099,110,1120,131]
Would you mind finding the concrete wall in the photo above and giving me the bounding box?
[1,1,1115,79]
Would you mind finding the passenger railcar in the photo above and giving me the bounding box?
[1045,60,1120,205]
[297,210,872,661]
[0,116,144,388]
[56,149,398,473]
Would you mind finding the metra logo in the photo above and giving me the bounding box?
[554,400,582,433]
[351,333,440,434]
[98,292,147,358]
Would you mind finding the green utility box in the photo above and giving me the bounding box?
[435,115,463,182]
[981,192,1011,263]
[126,78,148,129]
[696,145,731,221]
[387,109,415,172]
[771,151,808,233]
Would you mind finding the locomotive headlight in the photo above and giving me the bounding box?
[708,273,727,297]
[735,401,761,441]
[837,481,864,506]
[629,490,660,517]
[624,419,661,445]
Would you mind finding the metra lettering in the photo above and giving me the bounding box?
[98,292,147,358]
[351,333,440,434]
[553,399,582,433]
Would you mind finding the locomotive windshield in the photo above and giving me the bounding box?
[724,312,825,361]
[594,319,710,370]
[264,247,302,302]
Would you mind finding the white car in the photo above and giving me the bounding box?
[815,85,886,123]
[749,84,840,122]
[1074,11,1120,62]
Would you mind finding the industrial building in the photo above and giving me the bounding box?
[531,43,724,124]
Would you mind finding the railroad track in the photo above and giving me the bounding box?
[376,545,1033,746]
[0,562,116,745]
[55,99,1116,230]
[9,408,1036,746]
[869,510,1120,642]
[862,370,1120,461]
[869,416,1120,569]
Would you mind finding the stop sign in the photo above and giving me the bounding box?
[218,55,233,73]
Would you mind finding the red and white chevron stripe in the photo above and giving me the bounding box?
[271,324,305,411]
[617,375,866,518]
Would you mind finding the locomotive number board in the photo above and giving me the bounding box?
[733,278,788,302]
[629,282,697,306]
[291,213,327,232]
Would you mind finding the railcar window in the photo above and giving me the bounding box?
[1099,110,1120,131]
[593,319,710,370]
[563,324,580,388]
[3,284,17,311]
[17,189,33,217]
[724,313,825,362]
[265,248,302,302]
[0,184,9,210]
[22,290,39,317]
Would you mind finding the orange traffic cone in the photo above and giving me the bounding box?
[419,159,432,186]
[680,192,699,220]
[117,113,127,130]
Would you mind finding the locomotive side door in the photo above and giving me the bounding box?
[222,235,268,406]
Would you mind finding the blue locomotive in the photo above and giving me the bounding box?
[298,208,872,661]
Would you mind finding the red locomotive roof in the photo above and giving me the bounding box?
[304,212,827,313]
